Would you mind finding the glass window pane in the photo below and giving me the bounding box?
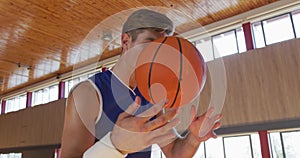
[64,80,70,98]
[251,133,263,158]
[224,135,252,158]
[5,99,12,113]
[213,30,238,58]
[236,27,247,53]
[269,132,284,158]
[282,131,300,157]
[9,99,14,112]
[0,154,8,158]
[196,37,214,62]
[14,97,20,112]
[205,137,224,158]
[5,100,9,113]
[19,95,26,110]
[37,90,43,105]
[16,153,22,158]
[252,22,266,48]
[35,89,43,105]
[33,91,39,106]
[9,99,15,112]
[80,75,88,82]
[32,92,36,106]
[263,14,295,45]
[193,142,205,158]
[292,10,300,38]
[42,87,49,104]
[9,99,14,113]
[49,85,58,102]
[0,153,22,158]
[33,86,59,106]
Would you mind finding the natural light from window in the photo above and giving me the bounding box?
[263,14,295,45]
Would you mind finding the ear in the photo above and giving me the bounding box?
[121,33,130,51]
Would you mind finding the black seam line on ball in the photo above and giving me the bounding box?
[170,37,183,108]
[148,37,168,104]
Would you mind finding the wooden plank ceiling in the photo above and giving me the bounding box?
[0,0,278,96]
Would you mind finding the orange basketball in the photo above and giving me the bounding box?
[135,36,206,108]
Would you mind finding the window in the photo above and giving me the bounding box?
[250,133,263,158]
[236,27,247,53]
[252,22,266,48]
[213,30,238,58]
[5,94,26,113]
[269,132,284,158]
[33,89,43,106]
[0,153,22,158]
[224,135,252,158]
[269,130,300,157]
[262,14,295,45]
[65,77,80,98]
[49,85,58,102]
[281,131,300,157]
[64,72,96,97]
[32,84,58,106]
[292,10,300,38]
[195,37,214,62]
[205,137,224,158]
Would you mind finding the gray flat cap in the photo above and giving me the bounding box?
[122,9,174,34]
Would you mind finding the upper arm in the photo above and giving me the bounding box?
[61,81,101,158]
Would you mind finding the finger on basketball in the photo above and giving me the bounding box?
[137,98,167,119]
[150,130,177,146]
[190,105,197,122]
[209,113,222,124]
[142,108,179,131]
[120,97,141,118]
[151,118,180,138]
[205,107,215,118]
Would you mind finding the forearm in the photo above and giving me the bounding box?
[162,133,202,158]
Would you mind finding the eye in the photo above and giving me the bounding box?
[153,28,165,33]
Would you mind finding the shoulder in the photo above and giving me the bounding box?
[69,80,100,102]
[67,80,102,122]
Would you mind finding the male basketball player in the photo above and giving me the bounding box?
[61,9,222,158]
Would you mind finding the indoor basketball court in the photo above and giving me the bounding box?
[1,0,300,158]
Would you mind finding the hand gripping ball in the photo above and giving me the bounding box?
[135,36,206,108]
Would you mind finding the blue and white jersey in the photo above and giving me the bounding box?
[89,70,152,158]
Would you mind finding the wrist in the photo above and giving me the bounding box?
[110,132,128,155]
[186,132,202,147]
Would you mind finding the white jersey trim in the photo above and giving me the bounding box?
[87,79,103,124]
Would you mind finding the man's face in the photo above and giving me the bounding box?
[119,29,168,88]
